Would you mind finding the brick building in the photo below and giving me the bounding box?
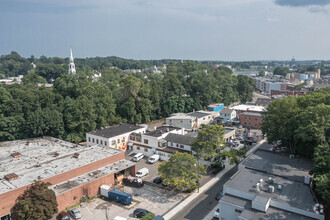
[0,137,135,219]
[239,112,263,129]
[270,90,306,97]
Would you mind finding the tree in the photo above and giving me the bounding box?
[11,181,58,220]
[158,152,205,191]
[258,70,265,77]
[237,75,254,103]
[273,67,289,76]
[192,124,225,160]
[141,213,156,220]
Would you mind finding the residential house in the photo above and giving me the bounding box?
[220,108,237,123]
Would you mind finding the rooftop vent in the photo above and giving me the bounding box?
[25,141,30,146]
[53,152,59,157]
[73,153,79,158]
[4,173,19,181]
[11,152,21,158]
[268,185,275,193]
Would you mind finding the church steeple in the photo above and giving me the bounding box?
[68,47,76,74]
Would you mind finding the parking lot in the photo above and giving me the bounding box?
[73,184,186,220]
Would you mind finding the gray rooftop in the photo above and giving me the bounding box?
[241,112,263,117]
[220,108,235,114]
[145,126,180,137]
[165,133,196,146]
[187,111,210,118]
[242,150,313,182]
[255,98,272,105]
[226,168,317,212]
[88,123,144,138]
[51,159,135,195]
[221,194,312,220]
[0,137,122,194]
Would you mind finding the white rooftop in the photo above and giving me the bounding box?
[0,137,122,194]
[230,104,266,112]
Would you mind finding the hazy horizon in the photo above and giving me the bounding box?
[1,0,330,61]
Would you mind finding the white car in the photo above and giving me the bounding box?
[148,155,160,164]
[213,208,220,219]
[136,168,149,177]
[133,153,144,162]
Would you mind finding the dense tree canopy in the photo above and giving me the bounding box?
[262,87,330,202]
[11,181,58,220]
[0,52,255,143]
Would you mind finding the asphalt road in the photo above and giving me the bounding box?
[170,166,238,220]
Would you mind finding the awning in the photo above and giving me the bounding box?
[127,142,133,147]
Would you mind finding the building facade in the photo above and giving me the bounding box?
[220,108,237,123]
[239,112,263,129]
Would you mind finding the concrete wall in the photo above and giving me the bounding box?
[167,141,192,152]
[0,151,125,217]
[165,118,194,130]
[219,200,245,220]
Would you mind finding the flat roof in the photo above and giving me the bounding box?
[51,159,134,195]
[230,105,266,112]
[166,114,195,120]
[0,137,122,194]
[145,126,180,137]
[88,123,144,138]
[242,150,313,182]
[187,111,210,118]
[221,194,311,220]
[241,112,263,117]
[165,133,196,146]
[226,168,317,212]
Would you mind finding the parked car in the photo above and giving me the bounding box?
[133,153,144,162]
[215,191,223,201]
[122,176,144,187]
[136,168,149,177]
[153,177,163,184]
[68,208,81,219]
[59,212,71,220]
[213,208,220,219]
[133,208,150,218]
[148,154,160,164]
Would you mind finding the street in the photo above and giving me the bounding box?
[169,166,238,220]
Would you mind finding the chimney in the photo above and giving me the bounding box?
[73,153,79,158]
[11,152,21,158]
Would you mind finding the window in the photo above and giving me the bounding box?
[130,136,136,141]
[235,209,242,213]
[255,118,258,121]
[171,143,173,146]
[136,137,141,142]
[105,141,107,146]
[137,146,140,150]
[117,139,120,143]
[144,139,149,144]
[181,120,183,123]
[100,140,103,145]
[122,137,126,142]
[92,138,95,143]
[208,116,210,119]
[170,120,172,122]
[96,139,99,144]
[144,148,148,152]
[176,144,179,147]
[180,145,184,149]
[88,137,91,142]
[111,140,116,145]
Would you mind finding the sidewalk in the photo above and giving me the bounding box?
[163,160,234,220]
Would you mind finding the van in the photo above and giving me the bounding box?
[148,154,160,164]
[136,168,149,177]
[133,153,144,162]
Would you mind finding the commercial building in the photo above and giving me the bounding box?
[239,112,263,129]
[219,149,324,220]
[165,111,216,130]
[230,105,266,118]
[207,103,224,113]
[255,98,271,107]
[0,137,135,219]
[86,123,146,151]
[129,126,185,160]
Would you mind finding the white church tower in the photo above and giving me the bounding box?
[68,48,76,74]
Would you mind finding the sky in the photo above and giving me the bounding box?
[0,0,330,61]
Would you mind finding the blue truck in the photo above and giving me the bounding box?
[108,189,132,205]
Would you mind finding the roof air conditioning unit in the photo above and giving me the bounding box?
[256,183,260,192]
[278,185,282,190]
[269,186,275,193]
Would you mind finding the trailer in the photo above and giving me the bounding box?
[108,189,132,205]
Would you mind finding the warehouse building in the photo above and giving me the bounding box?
[0,137,135,219]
